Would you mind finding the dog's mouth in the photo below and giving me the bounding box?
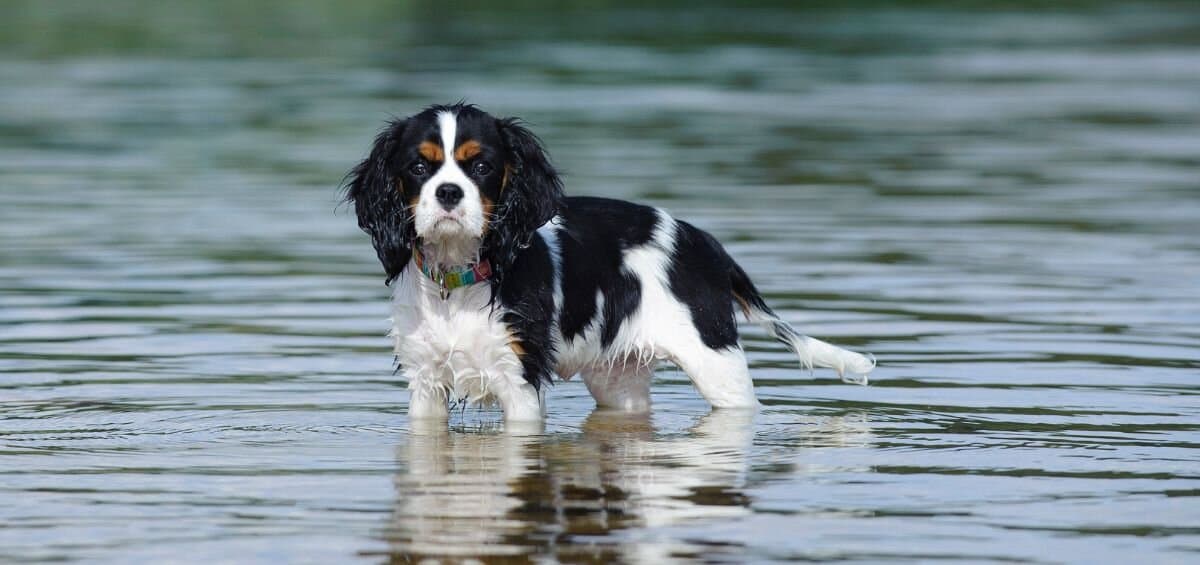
[426,216,466,236]
[420,214,474,244]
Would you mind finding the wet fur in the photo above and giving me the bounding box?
[344,103,873,421]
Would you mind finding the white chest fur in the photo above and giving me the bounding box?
[389,264,543,420]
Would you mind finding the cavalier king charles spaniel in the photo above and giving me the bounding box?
[345,103,874,422]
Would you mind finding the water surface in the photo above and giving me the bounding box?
[1,2,1198,562]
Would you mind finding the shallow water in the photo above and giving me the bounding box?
[2,1,1199,562]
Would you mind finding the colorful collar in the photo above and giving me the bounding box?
[413,249,492,298]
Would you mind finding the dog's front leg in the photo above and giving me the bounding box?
[496,380,544,422]
[408,377,450,420]
[497,319,552,422]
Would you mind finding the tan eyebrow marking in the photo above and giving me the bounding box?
[418,141,444,162]
[454,140,482,161]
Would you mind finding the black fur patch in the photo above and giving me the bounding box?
[555,197,658,346]
[666,221,740,350]
[343,118,414,283]
[498,233,557,390]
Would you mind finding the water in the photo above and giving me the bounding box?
[2,1,1199,562]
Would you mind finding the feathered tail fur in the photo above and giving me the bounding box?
[729,261,876,385]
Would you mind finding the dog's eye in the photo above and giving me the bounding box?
[409,162,428,176]
[471,162,493,176]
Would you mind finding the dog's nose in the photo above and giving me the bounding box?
[435,183,464,210]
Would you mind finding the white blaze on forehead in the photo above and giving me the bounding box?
[437,111,458,158]
[430,110,468,182]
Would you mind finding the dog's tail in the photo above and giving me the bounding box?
[729,260,875,385]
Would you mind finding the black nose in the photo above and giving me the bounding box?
[435,183,464,210]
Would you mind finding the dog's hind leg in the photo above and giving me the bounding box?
[581,359,657,413]
[667,341,759,409]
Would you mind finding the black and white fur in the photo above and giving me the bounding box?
[345,104,874,422]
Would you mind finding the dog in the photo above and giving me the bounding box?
[344,103,875,422]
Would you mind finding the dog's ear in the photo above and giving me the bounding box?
[344,118,413,284]
[490,117,564,270]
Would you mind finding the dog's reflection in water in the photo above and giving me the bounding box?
[379,409,758,562]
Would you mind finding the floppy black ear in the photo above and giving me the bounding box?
[343,119,413,284]
[490,117,564,270]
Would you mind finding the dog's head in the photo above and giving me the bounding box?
[345,103,563,283]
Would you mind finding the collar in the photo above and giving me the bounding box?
[413,249,493,298]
